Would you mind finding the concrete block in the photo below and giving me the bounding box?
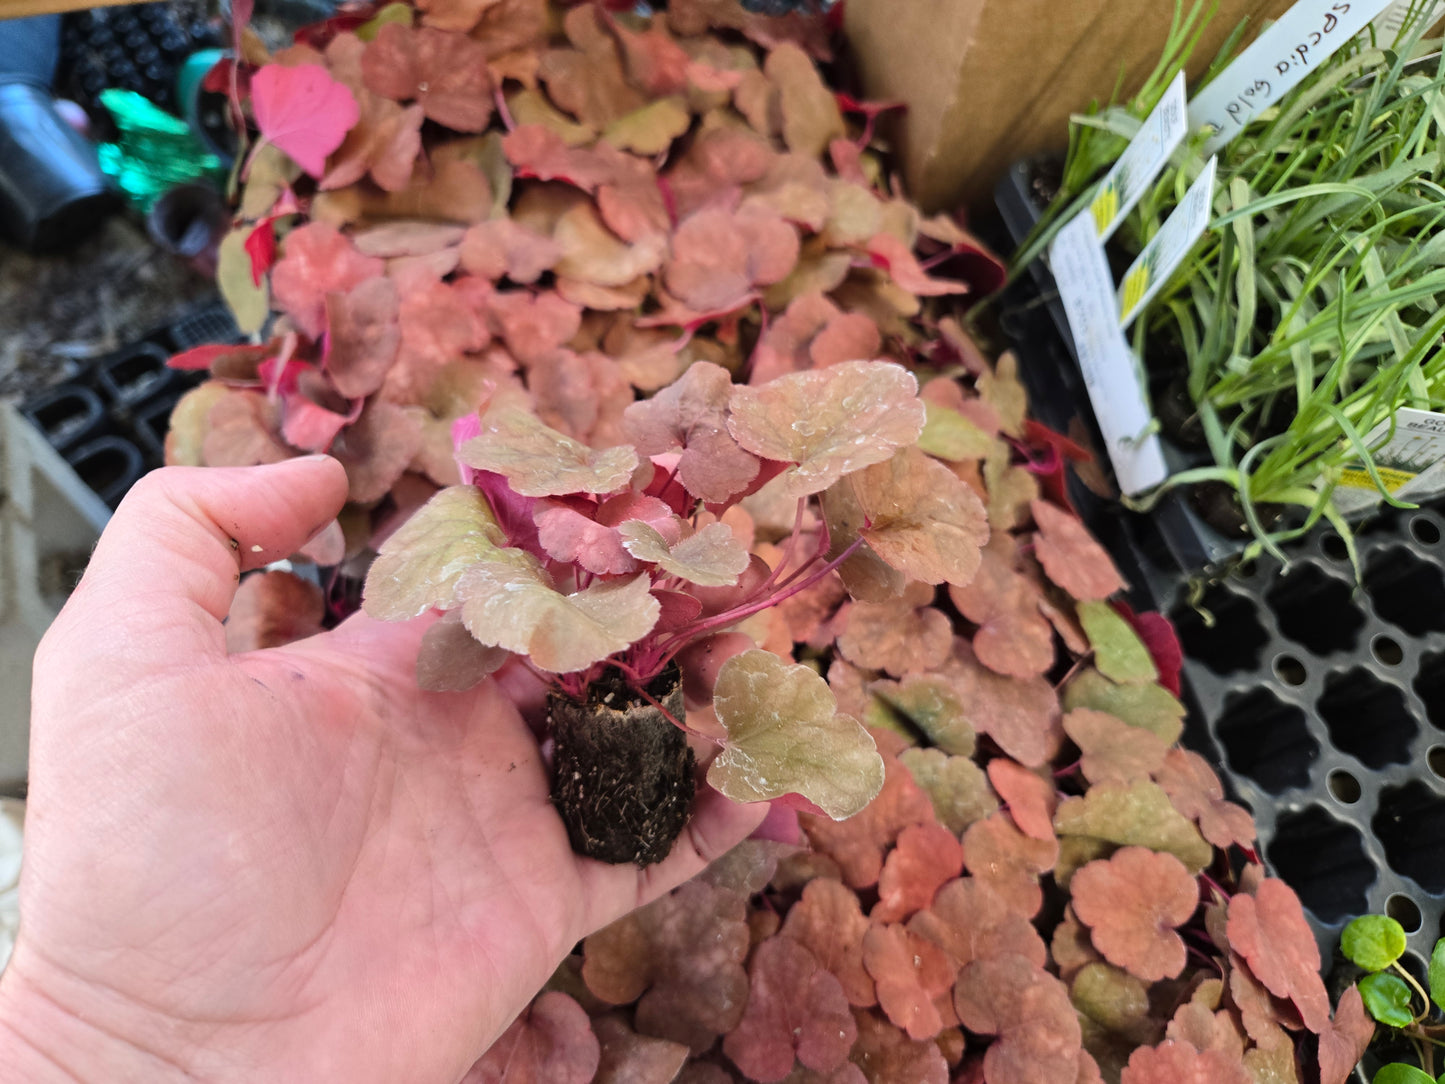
[0,402,110,794]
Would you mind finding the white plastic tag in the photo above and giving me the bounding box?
[1118,157,1220,328]
[1189,0,1395,154]
[1371,0,1445,44]
[1089,72,1190,242]
[1049,214,1170,496]
[1333,407,1445,514]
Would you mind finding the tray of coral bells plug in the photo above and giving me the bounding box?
[156,0,1383,1079]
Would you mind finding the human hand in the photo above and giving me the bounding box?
[0,459,767,1083]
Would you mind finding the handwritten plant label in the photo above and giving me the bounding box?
[1371,0,1445,44]
[1189,0,1394,154]
[1090,72,1189,242]
[1333,407,1445,514]
[1118,157,1219,328]
[1049,214,1169,496]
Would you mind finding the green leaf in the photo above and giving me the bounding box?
[872,675,976,756]
[896,747,998,836]
[1342,915,1408,972]
[617,520,750,587]
[918,402,994,461]
[457,552,660,673]
[363,486,505,621]
[217,229,269,335]
[1053,779,1213,872]
[1373,1063,1437,1084]
[708,649,885,820]
[1429,938,1445,1015]
[458,407,638,497]
[1062,668,1185,743]
[1359,972,1416,1029]
[1077,601,1158,685]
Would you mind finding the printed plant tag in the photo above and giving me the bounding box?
[1370,0,1445,44]
[1333,407,1445,515]
[1089,72,1189,242]
[1049,214,1169,497]
[1118,157,1219,328]
[1189,0,1395,154]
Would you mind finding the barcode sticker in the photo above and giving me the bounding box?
[1188,0,1394,154]
[1118,157,1219,328]
[1049,214,1169,496]
[1089,72,1189,242]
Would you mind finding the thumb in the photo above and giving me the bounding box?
[49,458,348,660]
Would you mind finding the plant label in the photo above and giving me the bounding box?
[1089,72,1189,243]
[1189,0,1395,154]
[1049,213,1169,497]
[1118,157,1219,329]
[1371,0,1445,44]
[1333,407,1445,515]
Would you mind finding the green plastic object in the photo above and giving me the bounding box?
[96,89,226,211]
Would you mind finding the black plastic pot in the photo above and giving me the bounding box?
[0,16,115,251]
[21,384,108,453]
[66,434,146,509]
[95,342,177,407]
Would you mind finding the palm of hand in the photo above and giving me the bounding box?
[8,462,764,1083]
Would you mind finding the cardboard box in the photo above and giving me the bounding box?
[844,0,1293,212]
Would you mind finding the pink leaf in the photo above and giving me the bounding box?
[251,63,360,178]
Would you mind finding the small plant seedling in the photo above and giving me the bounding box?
[363,358,990,864]
[1339,913,1445,1081]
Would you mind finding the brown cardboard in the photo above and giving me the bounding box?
[844,0,1295,212]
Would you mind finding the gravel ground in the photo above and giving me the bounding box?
[0,214,213,404]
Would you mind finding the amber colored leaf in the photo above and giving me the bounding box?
[948,541,1054,678]
[202,389,291,468]
[907,876,1047,972]
[836,595,952,680]
[729,361,925,501]
[533,502,641,577]
[320,87,424,193]
[1070,847,1198,982]
[458,407,637,497]
[415,610,508,692]
[591,1013,689,1084]
[863,924,955,1040]
[619,520,751,587]
[1118,1040,1250,1084]
[1054,781,1212,872]
[552,197,669,288]
[539,5,646,131]
[251,63,359,177]
[1062,668,1185,745]
[325,276,400,399]
[1062,709,1169,787]
[800,742,936,888]
[362,485,502,620]
[1227,950,1301,1045]
[458,218,561,284]
[896,749,998,837]
[953,955,1082,1084]
[709,650,884,820]
[666,204,800,314]
[463,991,599,1084]
[1032,501,1125,601]
[604,97,692,154]
[458,553,659,674]
[872,822,964,924]
[583,879,750,1052]
[1316,987,1374,1084]
[919,401,995,462]
[961,813,1058,918]
[779,877,876,1008]
[271,222,384,340]
[1226,879,1331,1034]
[943,642,1062,768]
[1070,961,1155,1046]
[1078,601,1158,685]
[1164,979,1246,1058]
[225,571,324,652]
[845,446,989,587]
[1154,748,1256,851]
[764,42,843,157]
[987,760,1058,842]
[362,23,491,131]
[848,1011,949,1084]
[218,229,269,335]
[872,676,975,756]
[865,234,969,298]
[623,361,760,503]
[723,936,856,1081]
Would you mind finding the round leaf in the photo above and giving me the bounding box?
[1359,972,1416,1029]
[708,649,884,820]
[1342,915,1408,972]
[1372,1064,1438,1084]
